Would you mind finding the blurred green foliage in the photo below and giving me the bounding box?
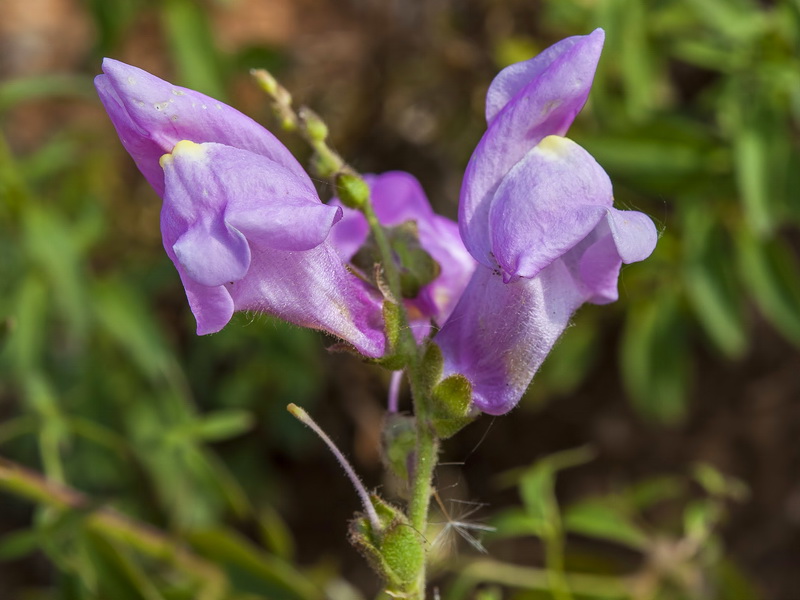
[443,452,753,600]
[1,0,797,597]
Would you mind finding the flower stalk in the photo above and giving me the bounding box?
[253,69,442,597]
[287,403,382,533]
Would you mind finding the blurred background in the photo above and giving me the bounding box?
[1,0,799,598]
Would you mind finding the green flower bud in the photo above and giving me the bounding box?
[298,106,329,142]
[349,495,425,593]
[421,343,476,439]
[336,173,371,210]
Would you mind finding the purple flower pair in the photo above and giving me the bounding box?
[96,28,656,415]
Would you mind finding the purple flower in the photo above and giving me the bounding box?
[329,171,476,338]
[434,29,658,415]
[96,59,385,357]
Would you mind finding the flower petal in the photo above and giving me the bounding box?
[368,171,435,223]
[228,197,342,252]
[95,59,313,196]
[460,29,605,266]
[179,269,237,335]
[434,263,585,415]
[172,218,251,287]
[230,243,387,358]
[488,135,612,281]
[161,142,337,269]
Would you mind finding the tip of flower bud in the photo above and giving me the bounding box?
[286,403,307,422]
[250,68,278,95]
[336,173,370,210]
[298,107,329,142]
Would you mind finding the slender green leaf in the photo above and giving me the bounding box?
[161,0,227,99]
[563,498,649,550]
[683,204,748,359]
[188,528,323,600]
[620,289,691,423]
[737,232,800,346]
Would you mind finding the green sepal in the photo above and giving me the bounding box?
[349,495,424,593]
[422,343,476,439]
[431,374,474,439]
[374,302,407,370]
[382,413,417,486]
[352,221,441,300]
[391,222,441,299]
[336,173,370,210]
[419,342,445,389]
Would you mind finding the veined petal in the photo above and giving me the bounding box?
[228,197,342,252]
[434,263,586,415]
[488,136,613,281]
[460,29,605,265]
[229,243,386,358]
[574,208,658,304]
[95,59,313,196]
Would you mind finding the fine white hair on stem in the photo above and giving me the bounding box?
[431,491,495,554]
[287,403,381,532]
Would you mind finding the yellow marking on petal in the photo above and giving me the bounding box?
[172,140,206,159]
[159,140,207,170]
[536,135,573,158]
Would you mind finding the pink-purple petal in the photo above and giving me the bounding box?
[434,263,586,415]
[228,198,342,252]
[229,243,386,358]
[488,136,613,280]
[460,29,605,265]
[172,219,251,287]
[95,59,313,196]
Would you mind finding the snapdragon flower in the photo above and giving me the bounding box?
[95,60,385,357]
[434,29,658,415]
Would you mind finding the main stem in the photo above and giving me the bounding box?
[364,201,439,598]
[407,366,438,598]
[256,77,441,597]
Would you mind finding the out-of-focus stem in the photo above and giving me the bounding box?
[0,456,227,600]
[448,559,632,598]
[388,371,403,413]
[253,69,440,599]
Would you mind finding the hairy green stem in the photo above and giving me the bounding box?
[253,71,440,597]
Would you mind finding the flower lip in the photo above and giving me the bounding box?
[458,29,606,268]
[95,58,314,196]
